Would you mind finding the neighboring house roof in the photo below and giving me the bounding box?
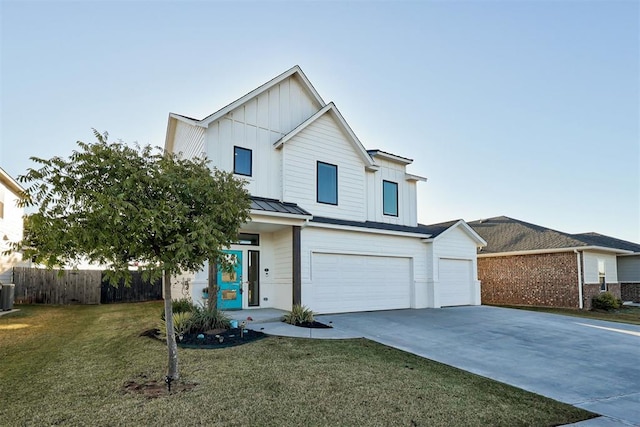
[420,219,487,246]
[250,196,312,217]
[274,102,378,171]
[469,216,636,255]
[573,232,640,254]
[0,167,25,195]
[311,216,432,236]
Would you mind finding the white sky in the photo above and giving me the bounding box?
[1,0,638,242]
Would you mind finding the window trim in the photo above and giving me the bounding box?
[383,180,399,217]
[233,146,252,177]
[598,259,606,292]
[316,161,338,205]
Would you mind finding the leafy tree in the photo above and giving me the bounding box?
[13,130,251,383]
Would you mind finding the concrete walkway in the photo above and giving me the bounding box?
[318,306,640,427]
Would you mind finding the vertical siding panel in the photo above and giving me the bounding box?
[245,98,257,126]
[257,92,269,128]
[280,79,291,132]
[268,87,280,131]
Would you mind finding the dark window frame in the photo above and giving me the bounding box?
[316,161,338,205]
[383,180,399,217]
[234,146,252,177]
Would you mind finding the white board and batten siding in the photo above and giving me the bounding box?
[366,157,418,227]
[583,251,618,284]
[283,114,367,222]
[204,76,320,200]
[173,121,205,160]
[301,226,429,313]
[0,181,24,283]
[431,226,481,307]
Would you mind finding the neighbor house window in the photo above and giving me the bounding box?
[598,259,606,292]
[317,161,338,205]
[234,146,252,176]
[383,180,398,216]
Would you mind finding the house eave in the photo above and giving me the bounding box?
[478,246,634,258]
[306,220,431,239]
[0,167,25,195]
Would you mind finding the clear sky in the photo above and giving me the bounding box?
[1,0,638,242]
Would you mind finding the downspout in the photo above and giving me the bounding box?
[574,250,583,309]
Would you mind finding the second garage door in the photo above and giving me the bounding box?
[438,258,474,307]
[311,253,411,314]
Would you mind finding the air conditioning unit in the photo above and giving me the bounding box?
[1,284,15,311]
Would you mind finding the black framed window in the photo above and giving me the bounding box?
[234,146,252,176]
[317,161,338,205]
[383,180,398,216]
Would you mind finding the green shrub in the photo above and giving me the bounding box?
[592,292,622,311]
[158,311,194,339]
[160,298,197,320]
[189,305,231,332]
[283,304,315,325]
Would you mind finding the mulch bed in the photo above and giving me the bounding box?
[285,320,333,329]
[177,328,267,349]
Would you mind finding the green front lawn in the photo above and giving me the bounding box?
[0,303,594,426]
[501,304,640,325]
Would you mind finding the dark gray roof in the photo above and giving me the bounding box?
[311,216,432,235]
[418,220,461,238]
[469,216,639,254]
[573,232,640,253]
[250,196,311,216]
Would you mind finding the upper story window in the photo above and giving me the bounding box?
[317,161,338,205]
[383,180,398,216]
[234,146,252,177]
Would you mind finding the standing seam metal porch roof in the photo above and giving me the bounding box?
[250,196,312,216]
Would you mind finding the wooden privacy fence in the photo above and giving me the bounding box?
[12,267,163,305]
[13,267,101,304]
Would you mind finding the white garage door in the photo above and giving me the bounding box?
[311,253,411,314]
[439,258,474,307]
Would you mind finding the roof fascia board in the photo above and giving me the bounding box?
[370,151,413,165]
[405,173,427,182]
[169,113,204,127]
[478,246,634,258]
[0,168,25,194]
[201,66,325,128]
[274,102,377,169]
[305,220,431,239]
[250,210,313,221]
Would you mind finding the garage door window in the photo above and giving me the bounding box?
[317,161,338,205]
[383,180,398,216]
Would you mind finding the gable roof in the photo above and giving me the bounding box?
[573,232,640,253]
[0,167,24,195]
[170,65,325,129]
[273,102,377,170]
[469,216,636,255]
[420,219,487,246]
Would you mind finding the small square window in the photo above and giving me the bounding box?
[234,146,252,176]
[383,180,398,216]
[317,161,337,205]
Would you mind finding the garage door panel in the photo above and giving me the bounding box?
[439,259,473,307]
[311,253,411,314]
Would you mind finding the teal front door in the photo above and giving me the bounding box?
[217,250,243,310]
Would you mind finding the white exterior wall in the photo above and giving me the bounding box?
[430,226,481,307]
[367,157,418,226]
[0,183,23,284]
[283,114,367,221]
[300,226,429,309]
[173,121,205,160]
[583,251,618,283]
[203,76,320,200]
[618,255,640,282]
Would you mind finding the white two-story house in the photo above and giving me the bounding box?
[165,66,485,314]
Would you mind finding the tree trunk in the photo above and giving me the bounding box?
[208,261,218,309]
[163,271,179,381]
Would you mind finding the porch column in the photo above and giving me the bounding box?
[292,225,302,305]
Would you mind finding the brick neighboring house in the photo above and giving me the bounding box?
[468,216,640,310]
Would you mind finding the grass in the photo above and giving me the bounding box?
[0,303,594,426]
[499,304,640,325]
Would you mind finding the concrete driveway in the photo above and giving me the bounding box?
[317,306,640,426]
